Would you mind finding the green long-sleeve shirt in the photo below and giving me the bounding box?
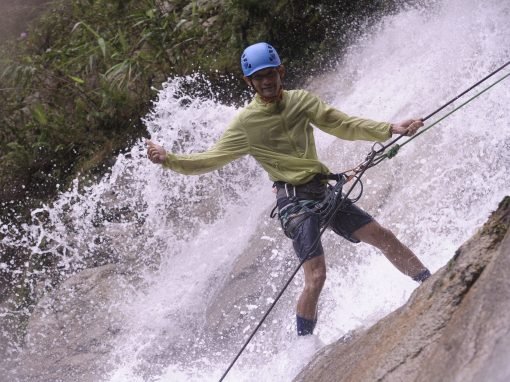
[163,89,391,185]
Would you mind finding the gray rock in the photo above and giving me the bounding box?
[0,0,50,39]
[7,196,509,382]
[294,197,510,382]
[9,264,133,382]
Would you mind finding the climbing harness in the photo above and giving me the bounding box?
[270,173,356,239]
[218,59,510,382]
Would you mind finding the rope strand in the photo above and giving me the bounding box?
[371,68,510,167]
[218,59,510,381]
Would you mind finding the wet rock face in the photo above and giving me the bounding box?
[294,197,510,382]
[0,0,50,39]
[8,264,131,382]
[5,197,509,381]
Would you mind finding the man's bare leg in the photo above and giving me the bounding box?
[296,255,326,335]
[352,220,430,280]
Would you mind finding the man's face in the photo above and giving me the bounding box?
[245,66,284,99]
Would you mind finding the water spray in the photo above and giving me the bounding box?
[218,58,510,382]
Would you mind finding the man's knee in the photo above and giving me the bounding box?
[354,221,395,246]
[303,257,326,291]
[312,268,326,289]
[305,265,326,291]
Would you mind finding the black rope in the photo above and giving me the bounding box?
[422,59,510,122]
[367,59,510,166]
[218,58,510,381]
[218,152,377,382]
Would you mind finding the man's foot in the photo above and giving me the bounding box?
[412,269,431,283]
[297,315,317,336]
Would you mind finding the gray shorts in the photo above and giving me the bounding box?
[277,197,373,262]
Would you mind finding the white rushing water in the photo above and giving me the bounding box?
[2,0,510,381]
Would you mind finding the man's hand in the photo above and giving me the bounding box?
[146,140,167,164]
[390,119,424,136]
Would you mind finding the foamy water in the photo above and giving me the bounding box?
[110,0,510,379]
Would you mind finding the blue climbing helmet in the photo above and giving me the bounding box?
[241,42,281,77]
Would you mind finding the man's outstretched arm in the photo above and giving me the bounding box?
[145,119,249,175]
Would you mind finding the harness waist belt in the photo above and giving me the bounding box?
[274,175,328,200]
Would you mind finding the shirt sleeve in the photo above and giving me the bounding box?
[302,90,392,142]
[162,116,249,175]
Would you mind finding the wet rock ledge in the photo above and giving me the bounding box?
[295,196,510,382]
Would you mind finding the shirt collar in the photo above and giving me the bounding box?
[254,89,286,113]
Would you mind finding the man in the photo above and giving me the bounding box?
[147,42,431,336]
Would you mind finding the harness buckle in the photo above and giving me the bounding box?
[284,183,296,199]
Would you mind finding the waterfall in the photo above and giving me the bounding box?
[2,0,509,381]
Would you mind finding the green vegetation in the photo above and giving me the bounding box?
[0,0,406,319]
[0,0,404,220]
[0,0,196,215]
